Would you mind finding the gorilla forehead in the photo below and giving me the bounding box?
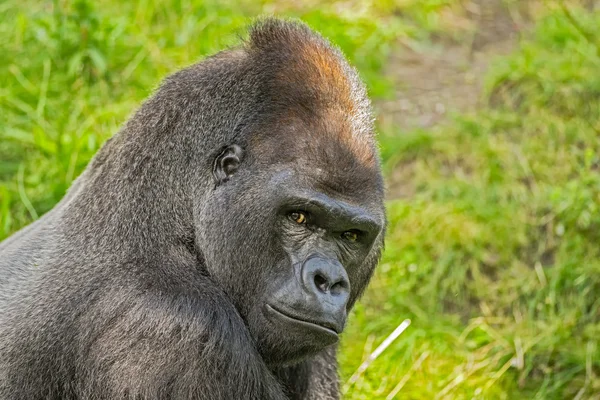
[247,111,383,205]
[264,166,382,214]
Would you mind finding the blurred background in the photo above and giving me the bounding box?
[1,0,599,398]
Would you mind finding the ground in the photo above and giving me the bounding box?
[381,0,524,199]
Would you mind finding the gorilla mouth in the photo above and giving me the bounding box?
[265,304,341,337]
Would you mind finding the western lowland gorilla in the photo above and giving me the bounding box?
[0,18,385,400]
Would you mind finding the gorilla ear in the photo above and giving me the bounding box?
[213,144,244,185]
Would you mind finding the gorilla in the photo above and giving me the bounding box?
[0,18,385,400]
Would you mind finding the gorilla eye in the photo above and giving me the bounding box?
[289,212,307,225]
[342,230,359,243]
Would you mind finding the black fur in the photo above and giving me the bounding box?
[0,18,385,400]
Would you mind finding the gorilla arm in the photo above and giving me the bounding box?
[274,347,340,400]
[304,348,340,400]
[78,278,287,400]
[275,344,340,400]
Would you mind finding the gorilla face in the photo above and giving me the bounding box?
[196,122,384,366]
[260,186,382,364]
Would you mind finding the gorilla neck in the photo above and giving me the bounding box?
[59,141,202,267]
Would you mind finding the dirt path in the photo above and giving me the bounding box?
[379,0,532,199]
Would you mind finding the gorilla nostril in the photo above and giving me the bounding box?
[303,257,350,298]
[330,280,348,296]
[314,273,329,293]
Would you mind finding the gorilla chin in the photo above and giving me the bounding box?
[260,304,340,367]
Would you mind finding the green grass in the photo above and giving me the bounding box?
[1,0,599,399]
[341,5,600,399]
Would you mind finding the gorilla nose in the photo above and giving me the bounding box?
[301,256,350,311]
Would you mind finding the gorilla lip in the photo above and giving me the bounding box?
[265,304,341,337]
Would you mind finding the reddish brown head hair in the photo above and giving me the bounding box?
[243,18,377,167]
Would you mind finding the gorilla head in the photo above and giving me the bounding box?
[193,21,385,365]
